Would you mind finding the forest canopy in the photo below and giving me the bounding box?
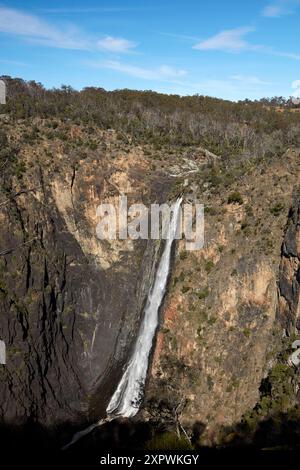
[1,76,300,162]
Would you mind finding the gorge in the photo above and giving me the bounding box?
[106,198,182,419]
[1,77,300,455]
[64,198,182,448]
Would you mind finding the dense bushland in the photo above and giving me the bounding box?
[1,76,300,163]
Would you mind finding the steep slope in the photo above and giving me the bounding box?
[1,79,300,450]
[147,148,300,442]
[0,119,172,425]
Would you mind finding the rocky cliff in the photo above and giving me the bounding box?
[1,89,300,450]
[0,118,171,426]
[277,200,300,334]
[147,148,300,443]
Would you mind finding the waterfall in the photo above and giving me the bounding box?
[63,198,182,449]
[106,197,182,418]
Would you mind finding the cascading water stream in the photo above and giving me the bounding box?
[106,197,182,418]
[63,198,182,449]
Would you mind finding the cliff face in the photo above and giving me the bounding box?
[148,148,300,440]
[0,119,170,425]
[1,111,300,442]
[277,201,300,334]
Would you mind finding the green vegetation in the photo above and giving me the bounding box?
[243,327,251,338]
[219,340,300,447]
[245,204,254,217]
[207,375,214,391]
[145,432,193,451]
[227,191,244,205]
[0,130,8,147]
[181,285,190,294]
[179,250,188,260]
[2,76,300,162]
[88,141,98,150]
[204,260,214,274]
[197,288,209,299]
[270,202,285,216]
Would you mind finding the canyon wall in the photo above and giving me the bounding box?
[148,148,300,439]
[0,122,170,425]
[1,112,300,441]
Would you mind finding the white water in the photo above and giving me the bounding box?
[63,197,182,449]
[106,197,182,418]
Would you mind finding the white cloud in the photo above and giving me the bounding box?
[0,6,89,49]
[263,4,283,16]
[164,77,273,101]
[230,75,271,85]
[158,65,187,78]
[97,36,137,53]
[262,0,300,17]
[0,6,136,53]
[85,58,279,100]
[91,60,187,81]
[193,26,300,60]
[193,27,256,53]
[292,79,300,89]
[291,80,300,103]
[267,49,300,60]
[89,59,272,100]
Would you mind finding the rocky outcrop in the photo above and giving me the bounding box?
[277,201,300,334]
[147,148,300,440]
[0,122,170,426]
[1,109,300,449]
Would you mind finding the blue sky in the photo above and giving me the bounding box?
[0,0,300,100]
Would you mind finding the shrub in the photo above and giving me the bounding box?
[270,202,284,216]
[204,206,218,216]
[208,316,217,325]
[205,260,214,274]
[228,191,243,205]
[207,375,214,391]
[245,204,254,217]
[181,285,190,294]
[14,160,27,179]
[89,141,98,150]
[180,250,188,260]
[243,327,251,337]
[197,288,209,299]
[0,130,8,147]
[145,432,193,451]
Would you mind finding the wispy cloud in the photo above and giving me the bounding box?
[90,60,187,81]
[193,26,300,60]
[158,32,201,42]
[193,27,257,53]
[230,74,272,85]
[88,59,271,100]
[262,0,300,17]
[0,6,136,54]
[263,4,285,16]
[266,48,300,59]
[97,36,137,53]
[156,75,273,100]
[0,6,89,49]
[187,75,271,94]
